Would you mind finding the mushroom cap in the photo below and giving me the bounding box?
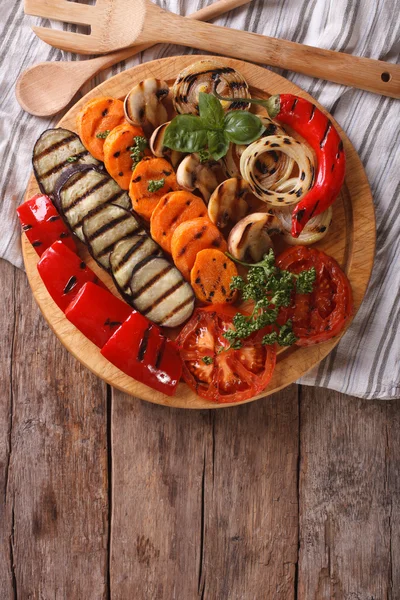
[227,212,280,263]
[208,177,249,230]
[150,122,183,168]
[124,78,169,135]
[176,154,219,203]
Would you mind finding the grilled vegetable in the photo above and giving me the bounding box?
[172,60,251,115]
[150,190,208,253]
[101,312,182,396]
[76,97,126,161]
[176,154,219,203]
[82,204,143,271]
[265,94,346,236]
[130,257,195,327]
[149,122,183,167]
[227,213,276,263]
[37,240,105,312]
[17,193,76,256]
[272,204,333,246]
[124,78,169,136]
[103,123,148,189]
[171,217,227,280]
[239,134,314,205]
[215,92,346,236]
[55,164,131,241]
[65,282,132,348]
[207,178,249,230]
[190,249,238,304]
[32,128,99,197]
[110,235,163,301]
[129,157,179,220]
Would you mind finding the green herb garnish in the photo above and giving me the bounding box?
[163,92,265,161]
[224,249,316,349]
[147,178,165,193]
[129,136,148,170]
[66,156,79,163]
[202,356,213,365]
[198,149,211,163]
[96,130,110,139]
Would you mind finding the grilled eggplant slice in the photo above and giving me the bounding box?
[33,128,99,197]
[110,235,162,301]
[56,165,131,241]
[130,257,195,327]
[82,204,143,271]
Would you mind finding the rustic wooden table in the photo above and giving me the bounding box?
[1,257,399,599]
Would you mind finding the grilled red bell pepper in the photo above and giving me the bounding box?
[101,312,182,396]
[17,193,76,256]
[65,282,132,348]
[265,94,346,237]
[37,240,105,311]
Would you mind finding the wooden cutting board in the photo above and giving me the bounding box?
[22,55,376,409]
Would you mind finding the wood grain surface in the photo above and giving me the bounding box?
[22,55,376,409]
[1,257,399,598]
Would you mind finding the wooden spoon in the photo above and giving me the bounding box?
[16,0,251,117]
[26,0,400,99]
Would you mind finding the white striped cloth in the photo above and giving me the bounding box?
[1,0,399,399]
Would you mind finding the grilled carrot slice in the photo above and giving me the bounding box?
[171,217,227,280]
[129,157,179,220]
[103,123,148,189]
[150,190,208,253]
[190,249,238,304]
[77,97,126,161]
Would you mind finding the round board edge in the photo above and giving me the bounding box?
[22,55,376,409]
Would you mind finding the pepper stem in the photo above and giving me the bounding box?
[213,91,281,118]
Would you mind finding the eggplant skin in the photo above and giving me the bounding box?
[32,128,100,197]
[130,257,195,327]
[82,204,143,272]
[56,165,131,242]
[110,235,162,302]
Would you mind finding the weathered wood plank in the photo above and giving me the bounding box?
[110,385,299,599]
[3,262,109,599]
[200,387,299,600]
[0,259,16,599]
[298,387,400,599]
[110,391,207,599]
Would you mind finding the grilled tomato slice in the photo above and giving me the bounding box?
[276,247,353,346]
[176,308,276,403]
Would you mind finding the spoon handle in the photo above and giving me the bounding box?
[89,0,251,72]
[16,0,251,116]
[153,12,400,99]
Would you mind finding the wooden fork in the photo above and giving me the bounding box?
[17,0,251,117]
[25,0,400,98]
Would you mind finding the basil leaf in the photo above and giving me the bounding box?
[198,92,224,130]
[224,111,265,145]
[207,130,229,161]
[164,115,208,153]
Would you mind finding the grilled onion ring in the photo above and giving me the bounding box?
[172,59,251,115]
[240,135,315,206]
[272,203,333,245]
[222,116,287,178]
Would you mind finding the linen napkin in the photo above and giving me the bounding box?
[0,0,399,399]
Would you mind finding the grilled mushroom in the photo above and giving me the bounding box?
[208,178,250,230]
[124,78,169,136]
[227,212,280,263]
[149,122,183,168]
[176,154,219,203]
[172,59,251,115]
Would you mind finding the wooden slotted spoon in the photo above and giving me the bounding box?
[25,0,400,98]
[17,0,251,116]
